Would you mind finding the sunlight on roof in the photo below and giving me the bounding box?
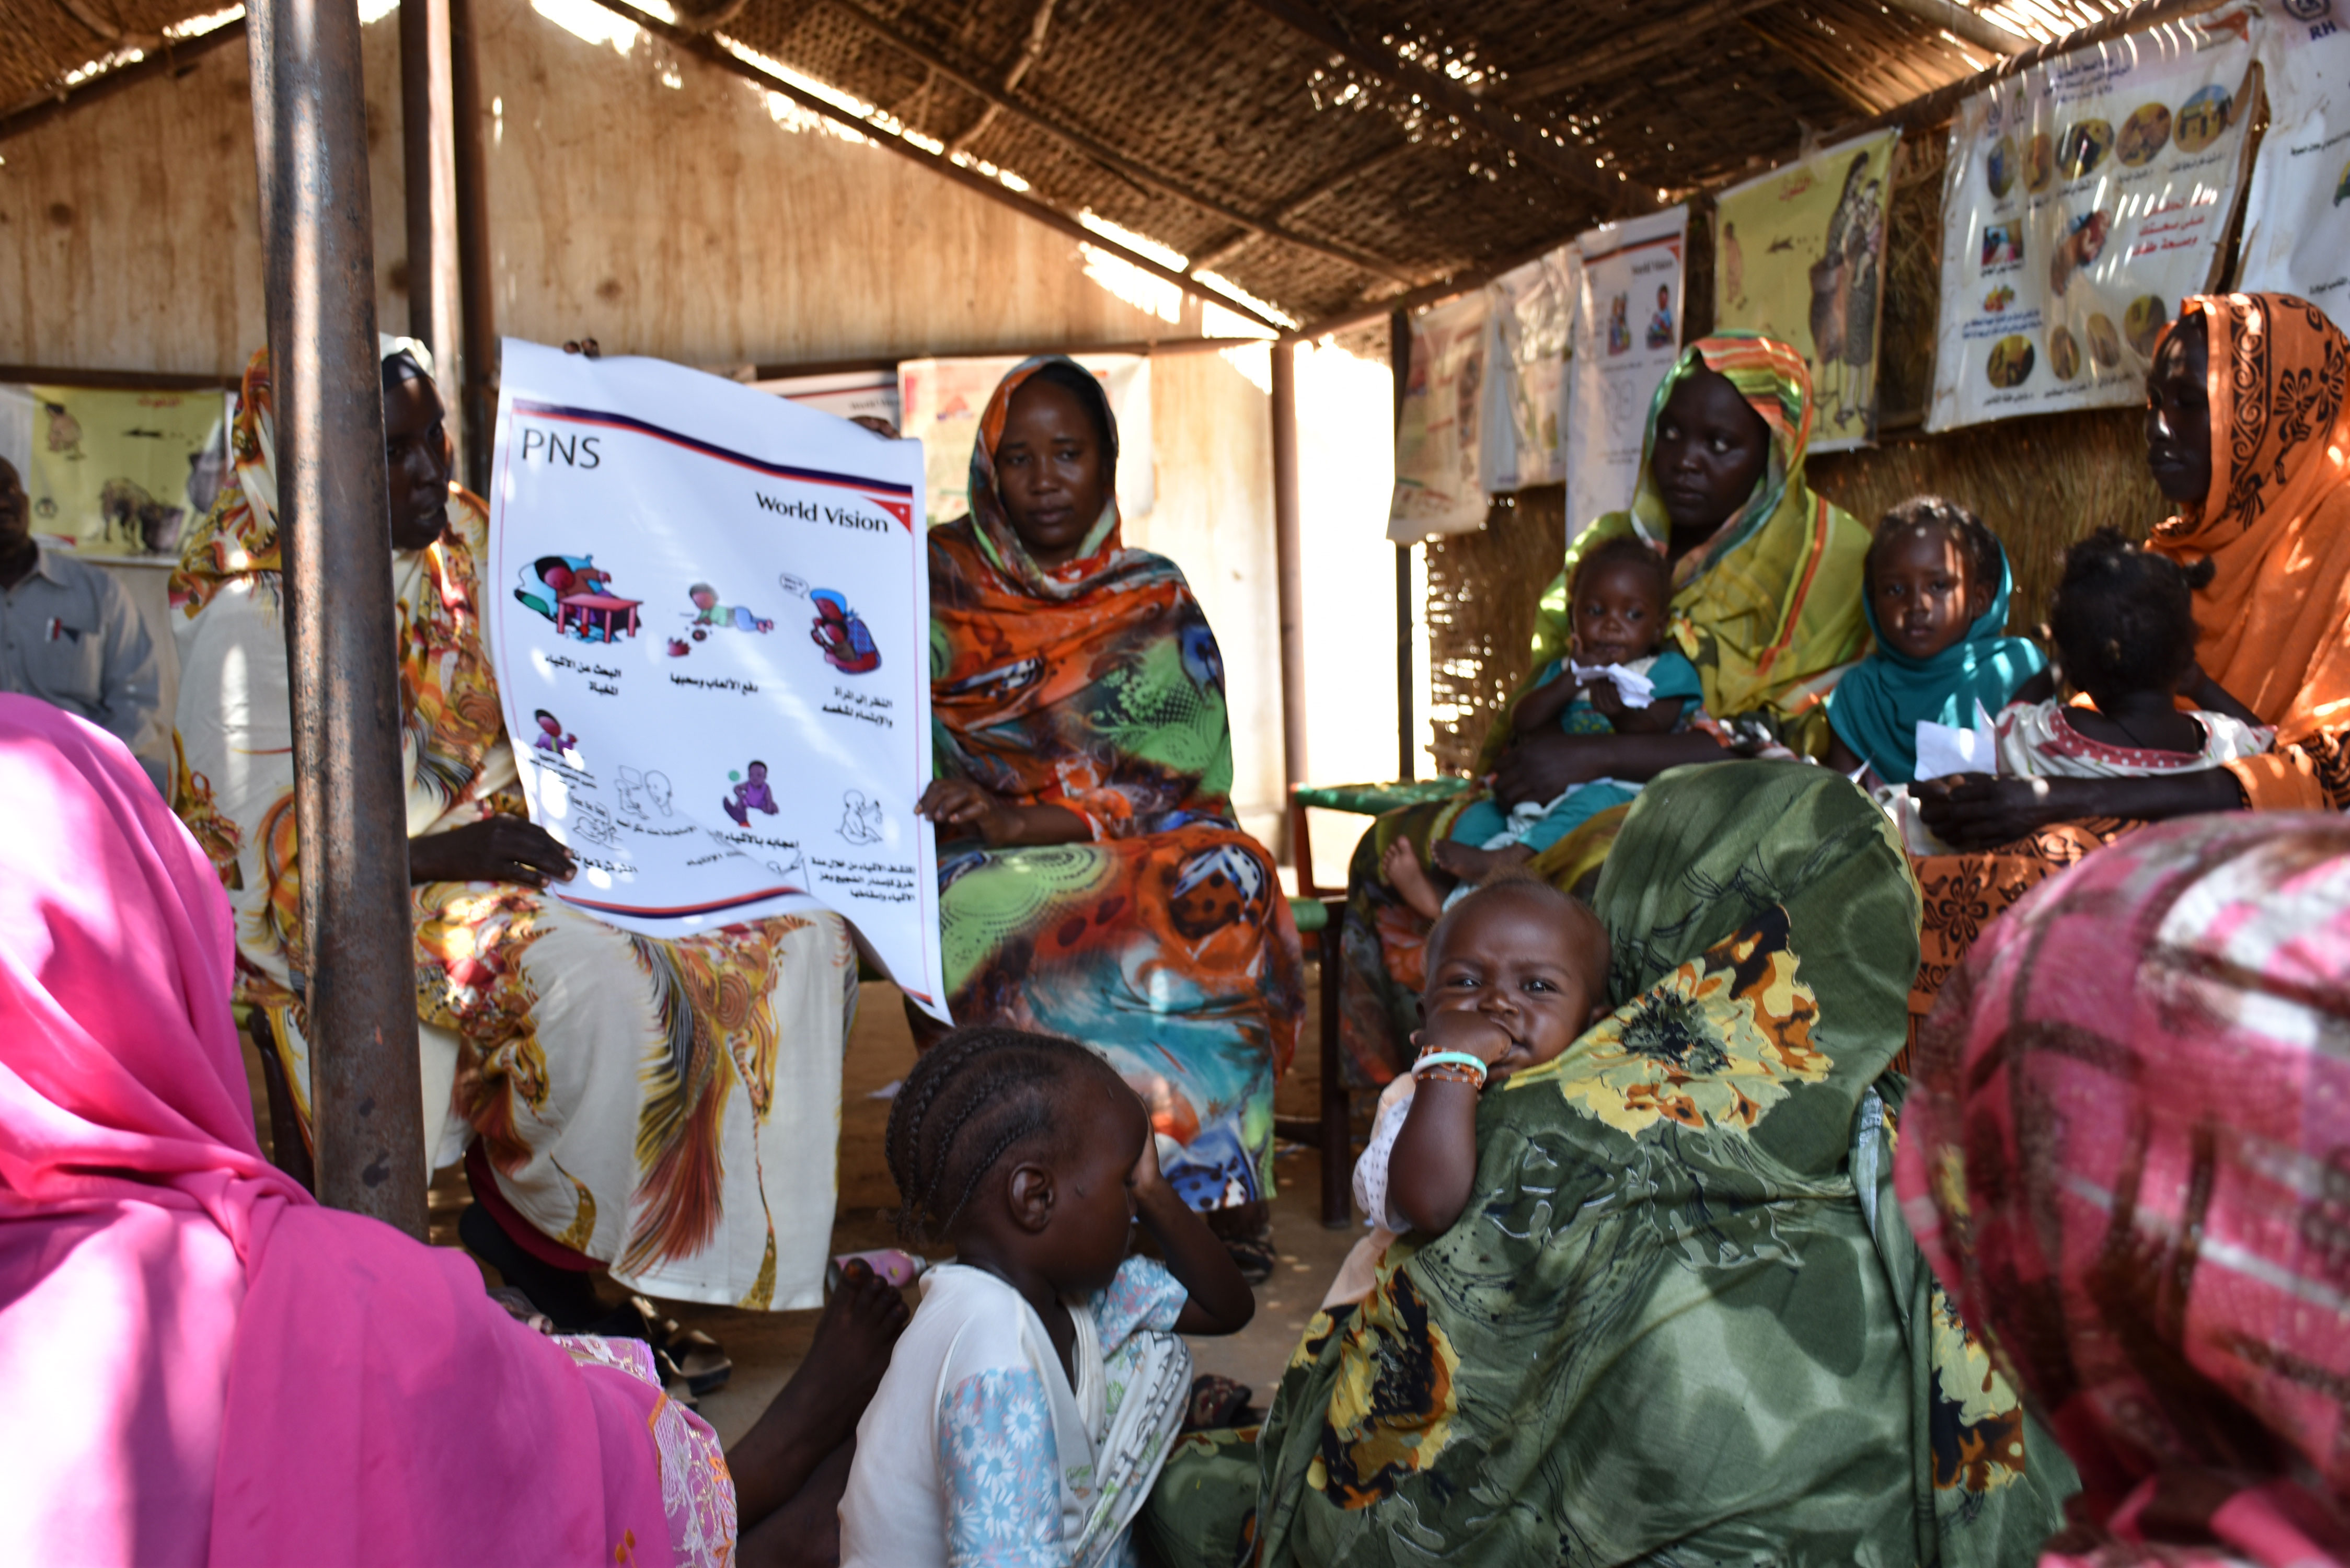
[531,0,638,54]
[1193,271,1297,331]
[1079,212,1188,273]
[1080,243,1184,324]
[1202,299,1277,341]
[358,0,399,25]
[1219,340,1273,394]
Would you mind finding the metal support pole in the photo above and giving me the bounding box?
[1270,341,1308,813]
[246,0,429,1237]
[449,0,496,497]
[399,0,457,365]
[1390,309,1415,784]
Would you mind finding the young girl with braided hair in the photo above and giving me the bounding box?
[838,1027,1254,1568]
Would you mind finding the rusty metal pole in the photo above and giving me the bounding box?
[1390,309,1415,784]
[448,0,495,497]
[1270,341,1308,815]
[246,0,430,1236]
[399,0,456,363]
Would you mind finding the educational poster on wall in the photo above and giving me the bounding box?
[897,354,1153,529]
[2236,7,2350,330]
[1388,290,1494,540]
[488,339,950,1019]
[1928,17,2254,430]
[13,384,231,560]
[1564,206,1687,540]
[1485,247,1577,491]
[753,368,903,431]
[1714,131,1898,453]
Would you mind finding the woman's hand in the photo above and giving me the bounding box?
[916,780,1090,847]
[1492,732,1603,805]
[408,817,577,887]
[1913,770,2248,851]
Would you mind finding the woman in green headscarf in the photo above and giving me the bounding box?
[1339,334,1872,1084]
[1143,761,2077,1567]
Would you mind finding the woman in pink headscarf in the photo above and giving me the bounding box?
[1896,812,2350,1566]
[0,695,902,1566]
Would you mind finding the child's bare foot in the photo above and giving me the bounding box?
[1429,840,1534,889]
[1383,837,1451,922]
[727,1260,910,1525]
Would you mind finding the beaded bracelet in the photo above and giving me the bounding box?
[1411,1050,1489,1088]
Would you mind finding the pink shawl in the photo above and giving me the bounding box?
[1895,812,2350,1566]
[0,696,685,1565]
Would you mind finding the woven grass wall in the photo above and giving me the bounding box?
[1421,120,2170,774]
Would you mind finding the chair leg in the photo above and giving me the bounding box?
[1316,907,1351,1228]
[249,1010,317,1193]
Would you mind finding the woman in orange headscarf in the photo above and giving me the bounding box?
[1910,292,2350,1024]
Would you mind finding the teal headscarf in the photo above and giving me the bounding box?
[1825,539,2046,783]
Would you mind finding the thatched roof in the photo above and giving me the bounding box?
[11,0,2139,325]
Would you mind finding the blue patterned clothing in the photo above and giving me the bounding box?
[840,1256,1192,1568]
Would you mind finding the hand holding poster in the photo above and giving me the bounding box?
[1928,14,2254,430]
[1714,132,1897,453]
[490,339,949,1018]
[2236,4,2350,329]
[1565,206,1687,539]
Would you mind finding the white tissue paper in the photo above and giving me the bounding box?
[1912,701,2000,781]
[1568,661,1656,709]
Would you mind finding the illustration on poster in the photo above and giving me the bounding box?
[613,765,674,817]
[2024,132,2055,193]
[2051,211,2112,296]
[1988,134,2018,198]
[839,790,885,845]
[2118,101,2173,167]
[514,553,645,645]
[2175,85,2233,155]
[1607,294,1631,355]
[2059,119,2114,180]
[2125,295,2170,356]
[810,589,882,674]
[532,708,578,758]
[44,403,83,458]
[2051,325,2082,381]
[688,581,774,634]
[2087,313,2122,371]
[723,761,780,827]
[1982,224,2023,267]
[1812,153,1884,430]
[1987,335,2036,388]
[1644,285,1676,350]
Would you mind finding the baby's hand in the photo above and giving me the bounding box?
[1414,1008,1515,1067]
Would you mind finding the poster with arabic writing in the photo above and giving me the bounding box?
[488,339,949,1019]
[1928,15,2254,430]
[1565,206,1686,538]
[2236,4,2350,331]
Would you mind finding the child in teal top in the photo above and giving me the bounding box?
[1388,536,1703,918]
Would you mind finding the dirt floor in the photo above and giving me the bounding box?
[245,971,1368,1448]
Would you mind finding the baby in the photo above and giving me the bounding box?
[839,1027,1254,1568]
[1323,876,1611,1308]
[1825,495,2047,787]
[1995,528,2268,776]
[1386,537,1701,919]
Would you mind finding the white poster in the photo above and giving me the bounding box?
[1928,14,2255,430]
[2236,5,2350,329]
[753,368,903,431]
[1565,206,1688,540]
[488,339,949,1020]
[898,354,1153,529]
[1487,248,1577,491]
[1388,290,1493,540]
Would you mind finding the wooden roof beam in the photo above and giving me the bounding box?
[1187,135,1429,276]
[1235,0,1623,210]
[816,0,1418,284]
[582,0,1291,330]
[943,0,1056,157]
[1,11,245,144]
[1876,0,2030,57]
[1502,0,1788,102]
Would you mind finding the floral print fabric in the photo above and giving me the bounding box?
[1143,762,2077,1567]
[842,1257,1191,1568]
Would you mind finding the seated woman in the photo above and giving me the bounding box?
[1339,334,1870,1082]
[1141,762,2077,1566]
[1908,293,2350,1027]
[171,344,856,1329]
[1898,812,2350,1562]
[0,696,905,1568]
[916,357,1303,1269]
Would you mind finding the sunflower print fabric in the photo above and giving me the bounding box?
[1143,762,2075,1567]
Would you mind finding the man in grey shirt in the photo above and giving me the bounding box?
[0,456,161,772]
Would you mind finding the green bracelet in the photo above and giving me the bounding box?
[1412,1051,1489,1083]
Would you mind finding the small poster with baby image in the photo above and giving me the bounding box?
[488,339,950,1019]
[1927,9,2255,431]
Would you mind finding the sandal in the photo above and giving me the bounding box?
[1181,1375,1256,1432]
[590,1295,735,1397]
[1219,1232,1277,1286]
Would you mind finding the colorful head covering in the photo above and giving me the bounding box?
[0,697,697,1565]
[1515,333,1871,758]
[2145,294,2350,808]
[1896,812,2350,1565]
[961,354,1123,602]
[1825,533,2047,783]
